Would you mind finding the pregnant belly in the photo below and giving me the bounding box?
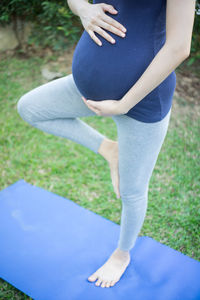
[72,28,155,101]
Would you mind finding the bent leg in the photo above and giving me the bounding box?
[112,109,172,251]
[17,74,106,153]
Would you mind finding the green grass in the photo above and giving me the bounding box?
[0,54,199,299]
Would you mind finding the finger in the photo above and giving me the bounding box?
[86,101,103,113]
[99,16,127,39]
[101,4,127,33]
[86,100,100,108]
[82,97,96,109]
[100,3,118,15]
[81,96,92,109]
[95,19,126,42]
[81,97,98,113]
[93,25,116,44]
[85,102,101,114]
[88,29,102,46]
[81,96,88,105]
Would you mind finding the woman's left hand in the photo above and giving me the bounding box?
[81,96,128,116]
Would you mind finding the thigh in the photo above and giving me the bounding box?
[112,109,171,198]
[18,73,96,121]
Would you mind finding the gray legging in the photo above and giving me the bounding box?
[17,73,172,251]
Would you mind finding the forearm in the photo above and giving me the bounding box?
[67,0,90,17]
[120,44,189,113]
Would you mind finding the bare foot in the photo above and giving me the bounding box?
[98,139,120,198]
[87,248,130,288]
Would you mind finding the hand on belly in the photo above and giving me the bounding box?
[78,1,127,46]
[81,96,128,116]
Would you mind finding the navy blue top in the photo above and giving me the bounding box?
[72,0,176,123]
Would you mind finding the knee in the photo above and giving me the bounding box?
[119,173,149,201]
[121,192,147,207]
[17,93,36,124]
[120,183,148,207]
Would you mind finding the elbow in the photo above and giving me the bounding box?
[166,42,191,61]
[177,44,191,59]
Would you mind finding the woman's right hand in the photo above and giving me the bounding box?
[79,2,127,46]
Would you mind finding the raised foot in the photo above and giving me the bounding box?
[98,139,120,199]
[108,141,120,199]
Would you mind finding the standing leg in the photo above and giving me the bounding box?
[113,108,172,251]
[87,108,172,288]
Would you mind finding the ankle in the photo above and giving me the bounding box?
[98,138,117,162]
[113,247,130,260]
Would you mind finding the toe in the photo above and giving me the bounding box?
[110,280,116,287]
[100,281,106,288]
[105,281,111,288]
[88,273,98,282]
[95,278,103,286]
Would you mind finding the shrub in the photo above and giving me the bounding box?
[0,0,199,61]
[0,0,83,50]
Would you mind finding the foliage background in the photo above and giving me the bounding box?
[0,0,200,62]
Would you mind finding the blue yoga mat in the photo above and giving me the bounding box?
[0,179,200,300]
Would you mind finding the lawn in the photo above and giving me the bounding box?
[0,53,199,299]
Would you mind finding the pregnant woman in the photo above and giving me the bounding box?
[17,0,196,288]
